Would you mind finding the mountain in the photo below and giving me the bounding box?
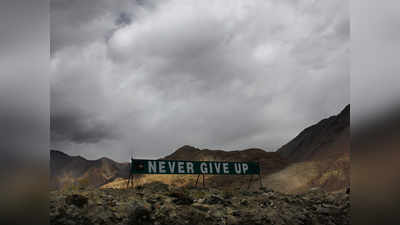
[278,104,350,162]
[51,105,350,193]
[264,105,350,193]
[164,145,287,175]
[50,150,129,189]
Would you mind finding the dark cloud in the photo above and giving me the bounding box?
[51,113,116,144]
[0,0,49,161]
[115,12,133,26]
[51,0,349,161]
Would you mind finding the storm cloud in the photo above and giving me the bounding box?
[51,0,349,161]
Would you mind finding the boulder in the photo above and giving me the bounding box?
[169,191,194,205]
[65,194,88,208]
[204,194,225,205]
[127,202,152,225]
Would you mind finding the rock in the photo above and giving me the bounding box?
[127,202,152,225]
[316,206,331,215]
[226,215,239,225]
[173,195,194,205]
[50,185,350,225]
[192,203,210,212]
[169,190,185,198]
[196,198,205,204]
[310,187,320,192]
[223,190,234,199]
[240,190,252,196]
[169,191,194,205]
[260,187,274,193]
[65,194,88,208]
[136,192,145,197]
[232,211,241,217]
[205,194,225,205]
[147,195,163,204]
[240,199,249,206]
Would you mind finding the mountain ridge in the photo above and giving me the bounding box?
[50,149,130,189]
[277,104,349,162]
[50,104,350,193]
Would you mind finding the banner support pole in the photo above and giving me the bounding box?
[195,174,200,187]
[258,161,263,188]
[126,175,132,189]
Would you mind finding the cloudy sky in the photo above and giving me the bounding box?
[0,0,49,163]
[50,0,349,161]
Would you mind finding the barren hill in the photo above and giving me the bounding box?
[264,105,350,193]
[50,150,129,189]
[278,104,350,162]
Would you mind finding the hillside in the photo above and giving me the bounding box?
[50,150,129,189]
[278,105,350,162]
[264,105,350,193]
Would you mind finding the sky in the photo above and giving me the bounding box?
[50,0,350,161]
[0,0,49,163]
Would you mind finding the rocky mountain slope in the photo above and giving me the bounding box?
[50,150,129,189]
[50,182,350,225]
[264,105,350,193]
[277,105,350,162]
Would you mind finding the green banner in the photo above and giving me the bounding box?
[130,159,260,175]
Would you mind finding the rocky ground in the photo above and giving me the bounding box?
[50,182,350,225]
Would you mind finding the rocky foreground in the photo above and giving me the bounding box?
[50,182,350,225]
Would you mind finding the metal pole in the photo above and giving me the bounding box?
[127,175,132,189]
[258,161,263,188]
[202,174,205,188]
[195,174,200,187]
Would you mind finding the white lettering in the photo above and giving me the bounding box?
[178,162,185,173]
[186,162,194,174]
[223,163,229,174]
[214,163,221,173]
[242,163,249,174]
[234,163,242,174]
[149,161,157,173]
[200,162,208,174]
[159,161,166,173]
[209,163,213,173]
[168,161,176,173]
